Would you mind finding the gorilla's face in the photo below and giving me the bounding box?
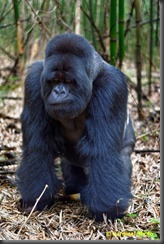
[40,54,92,119]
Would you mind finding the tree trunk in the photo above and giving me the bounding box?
[134,0,143,120]
[75,0,81,34]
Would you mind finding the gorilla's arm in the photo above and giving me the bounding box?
[78,63,133,221]
[16,62,59,211]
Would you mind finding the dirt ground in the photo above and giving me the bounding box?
[0,77,160,240]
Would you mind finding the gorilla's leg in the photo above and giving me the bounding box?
[61,158,88,195]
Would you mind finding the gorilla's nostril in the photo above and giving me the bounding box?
[54,85,66,95]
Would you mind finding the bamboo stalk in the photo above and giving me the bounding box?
[148,0,153,96]
[118,0,124,69]
[110,0,117,66]
[81,3,106,52]
[89,0,96,47]
[124,0,134,37]
[12,0,24,78]
[81,1,90,40]
[98,0,105,33]
[155,0,159,47]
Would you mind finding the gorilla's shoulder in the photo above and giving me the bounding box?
[26,61,44,83]
[105,62,127,82]
[95,61,128,91]
[24,61,44,102]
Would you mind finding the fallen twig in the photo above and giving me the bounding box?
[0,145,16,151]
[136,128,160,140]
[17,184,49,237]
[0,112,20,121]
[0,159,17,166]
[0,95,23,100]
[134,149,160,153]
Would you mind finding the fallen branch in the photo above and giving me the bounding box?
[0,95,23,100]
[0,145,16,151]
[0,175,16,185]
[17,184,49,236]
[0,159,17,166]
[0,170,15,175]
[0,112,20,121]
[134,149,160,153]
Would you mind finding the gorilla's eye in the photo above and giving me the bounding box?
[65,79,72,84]
[54,78,59,82]
[45,79,53,84]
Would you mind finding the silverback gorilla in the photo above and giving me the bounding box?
[16,33,135,221]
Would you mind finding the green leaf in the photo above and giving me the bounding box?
[150,218,160,224]
[127,213,138,218]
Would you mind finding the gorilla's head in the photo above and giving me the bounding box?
[40,33,102,119]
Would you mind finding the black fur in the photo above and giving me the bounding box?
[16,33,135,221]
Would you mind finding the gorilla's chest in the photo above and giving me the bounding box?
[58,112,86,143]
[53,112,87,166]
[54,128,86,167]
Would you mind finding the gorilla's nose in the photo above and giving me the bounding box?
[53,85,66,96]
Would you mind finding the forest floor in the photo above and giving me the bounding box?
[0,69,160,240]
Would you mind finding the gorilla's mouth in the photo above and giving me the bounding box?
[46,102,84,119]
[48,99,71,106]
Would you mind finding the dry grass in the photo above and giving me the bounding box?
[0,82,160,240]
